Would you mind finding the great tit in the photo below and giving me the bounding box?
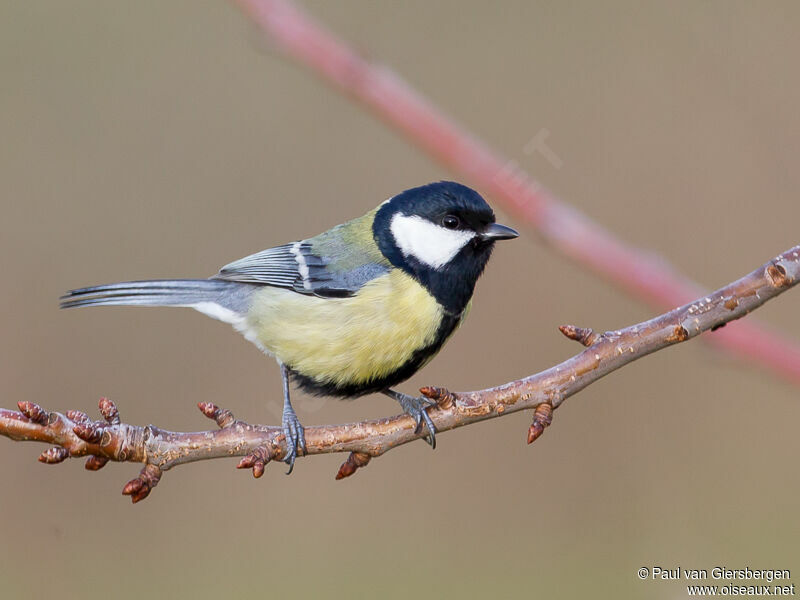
[61,181,519,471]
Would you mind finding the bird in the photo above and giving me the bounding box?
[60,181,519,472]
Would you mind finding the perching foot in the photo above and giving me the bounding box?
[384,390,437,449]
[281,404,306,474]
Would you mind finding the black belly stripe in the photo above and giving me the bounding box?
[290,311,462,398]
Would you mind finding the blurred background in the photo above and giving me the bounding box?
[1,2,798,598]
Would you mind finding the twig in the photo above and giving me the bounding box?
[230,0,800,385]
[3,245,798,502]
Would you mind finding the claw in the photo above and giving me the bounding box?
[418,409,437,449]
[385,391,437,449]
[281,408,306,475]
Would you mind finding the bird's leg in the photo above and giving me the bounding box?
[279,362,306,474]
[383,389,437,449]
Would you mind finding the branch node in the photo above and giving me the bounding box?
[38,447,69,464]
[72,422,106,445]
[85,456,109,471]
[559,325,598,346]
[17,401,52,426]
[335,451,372,480]
[197,402,235,429]
[419,386,456,409]
[122,464,162,503]
[723,297,739,311]
[766,263,789,287]
[666,325,689,343]
[527,402,554,444]
[66,410,91,424]
[237,446,274,478]
[98,397,120,425]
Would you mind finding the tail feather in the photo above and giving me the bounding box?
[59,279,246,311]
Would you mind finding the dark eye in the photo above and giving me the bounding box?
[442,215,460,230]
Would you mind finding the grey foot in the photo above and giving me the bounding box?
[281,406,306,475]
[385,390,437,449]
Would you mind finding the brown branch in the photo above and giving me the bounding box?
[2,245,798,502]
[230,0,800,386]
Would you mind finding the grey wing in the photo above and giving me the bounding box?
[212,242,388,298]
[214,243,301,288]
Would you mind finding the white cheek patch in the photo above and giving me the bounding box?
[390,214,475,269]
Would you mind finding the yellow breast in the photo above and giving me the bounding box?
[245,270,445,389]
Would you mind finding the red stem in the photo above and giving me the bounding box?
[232,0,800,385]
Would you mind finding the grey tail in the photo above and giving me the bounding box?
[59,279,248,311]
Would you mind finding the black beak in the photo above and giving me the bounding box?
[480,222,519,241]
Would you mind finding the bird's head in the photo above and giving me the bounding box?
[374,181,518,313]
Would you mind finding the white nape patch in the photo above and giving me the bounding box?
[390,214,475,269]
[290,241,312,291]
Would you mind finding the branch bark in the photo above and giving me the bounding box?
[3,245,798,502]
[230,0,800,386]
